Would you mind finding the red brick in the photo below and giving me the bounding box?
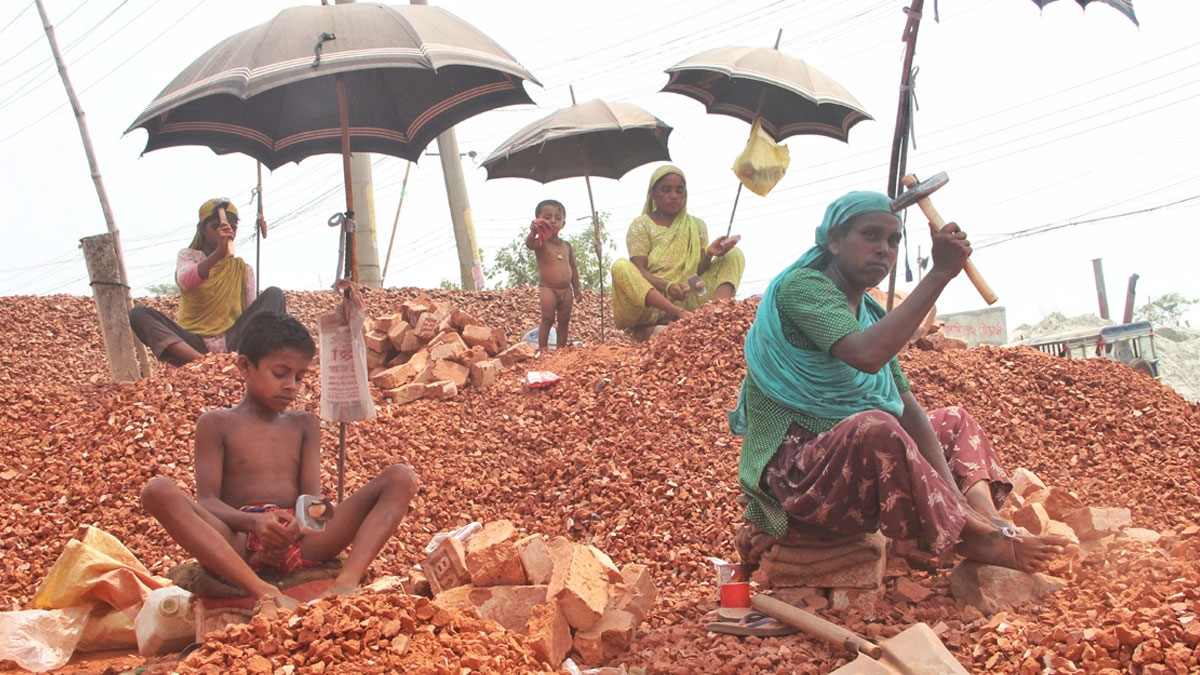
[371,362,417,390]
[525,599,572,667]
[424,537,469,596]
[893,577,933,604]
[476,585,548,632]
[384,382,425,406]
[1010,468,1047,501]
[469,359,499,389]
[949,561,1066,615]
[426,330,461,350]
[612,563,656,624]
[573,608,638,664]
[399,301,429,325]
[1041,488,1085,521]
[423,380,457,401]
[548,543,609,631]
[430,359,469,388]
[386,320,413,351]
[449,309,481,331]
[515,535,554,585]
[456,345,490,368]
[497,342,536,367]
[465,520,526,587]
[364,330,391,353]
[397,329,421,353]
[413,313,440,341]
[462,324,499,355]
[585,545,624,584]
[366,348,389,370]
[429,336,468,363]
[1013,503,1051,535]
[372,313,400,332]
[1063,507,1132,539]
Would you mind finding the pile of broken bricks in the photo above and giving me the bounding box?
[418,520,656,668]
[363,295,536,405]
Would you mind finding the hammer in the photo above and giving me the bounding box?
[212,199,236,257]
[891,173,998,306]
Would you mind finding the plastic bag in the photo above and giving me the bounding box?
[318,281,377,422]
[0,606,89,672]
[523,371,561,390]
[731,119,790,197]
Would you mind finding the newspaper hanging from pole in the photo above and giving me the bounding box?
[318,281,376,422]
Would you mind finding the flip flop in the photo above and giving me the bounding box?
[707,611,799,637]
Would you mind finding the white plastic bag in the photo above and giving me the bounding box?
[318,282,377,422]
[731,119,790,197]
[0,606,90,672]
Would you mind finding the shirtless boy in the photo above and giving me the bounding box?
[141,311,417,616]
[525,199,582,350]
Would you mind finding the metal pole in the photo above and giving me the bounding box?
[336,76,359,283]
[570,86,605,341]
[1092,258,1110,320]
[380,161,413,286]
[885,0,925,312]
[35,0,151,377]
[255,161,264,294]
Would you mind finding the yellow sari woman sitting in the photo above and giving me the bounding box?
[611,165,745,339]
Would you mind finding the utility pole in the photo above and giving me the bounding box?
[1092,258,1110,320]
[410,0,482,290]
[335,0,382,289]
[35,0,151,377]
[1123,273,1139,324]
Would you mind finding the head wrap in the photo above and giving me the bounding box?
[642,165,686,217]
[792,190,893,271]
[190,199,240,251]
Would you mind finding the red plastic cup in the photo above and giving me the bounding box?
[719,581,751,608]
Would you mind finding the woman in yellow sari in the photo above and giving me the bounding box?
[610,165,745,339]
[129,198,286,366]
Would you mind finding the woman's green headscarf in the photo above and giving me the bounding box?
[642,165,686,218]
[729,190,901,434]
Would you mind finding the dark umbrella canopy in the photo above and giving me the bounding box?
[1031,0,1138,26]
[481,99,672,183]
[661,45,871,142]
[126,4,540,169]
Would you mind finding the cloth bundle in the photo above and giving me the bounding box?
[737,521,886,588]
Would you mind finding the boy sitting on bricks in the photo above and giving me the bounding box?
[141,311,417,617]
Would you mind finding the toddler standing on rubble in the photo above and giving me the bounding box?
[140,311,417,617]
[525,199,582,351]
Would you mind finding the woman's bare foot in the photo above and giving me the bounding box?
[957,526,1069,572]
[254,592,300,620]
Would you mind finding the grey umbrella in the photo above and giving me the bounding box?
[127,4,539,169]
[1031,0,1138,26]
[482,93,674,340]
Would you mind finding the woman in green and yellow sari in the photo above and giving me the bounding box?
[610,165,745,340]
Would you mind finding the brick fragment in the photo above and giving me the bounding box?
[384,382,425,406]
[399,302,429,325]
[371,362,417,390]
[1117,527,1162,546]
[449,308,481,331]
[428,335,468,362]
[456,345,490,368]
[364,330,391,353]
[462,324,500,355]
[386,320,413,351]
[1041,487,1085,521]
[366,348,389,370]
[464,520,526,587]
[1009,468,1047,501]
[413,313,440,341]
[497,342,536,367]
[585,545,624,584]
[1013,503,1051,535]
[372,313,400,332]
[525,599,572,667]
[1062,507,1132,539]
[547,542,609,631]
[515,535,554,585]
[573,608,638,664]
[430,359,469,388]
[949,561,1066,615]
[469,359,499,389]
[893,577,933,604]
[612,563,656,623]
[423,380,457,401]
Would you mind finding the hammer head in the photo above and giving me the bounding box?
[890,172,948,212]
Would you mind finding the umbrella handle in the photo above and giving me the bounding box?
[726,182,743,238]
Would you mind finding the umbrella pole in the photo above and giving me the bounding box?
[335,74,359,500]
[885,0,925,311]
[254,161,264,294]
[725,183,743,238]
[381,161,413,286]
[583,173,604,343]
[727,87,768,238]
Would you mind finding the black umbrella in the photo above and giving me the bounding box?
[1031,0,1138,26]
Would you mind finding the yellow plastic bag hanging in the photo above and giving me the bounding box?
[731,119,790,197]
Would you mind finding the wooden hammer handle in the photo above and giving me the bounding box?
[751,594,883,659]
[901,175,998,305]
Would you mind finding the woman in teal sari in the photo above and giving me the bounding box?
[610,166,745,340]
[731,191,1068,572]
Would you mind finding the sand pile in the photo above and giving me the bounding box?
[0,292,1197,673]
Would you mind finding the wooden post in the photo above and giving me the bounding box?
[885,0,926,312]
[1092,258,1110,320]
[81,234,141,383]
[35,0,150,377]
[1123,273,1139,324]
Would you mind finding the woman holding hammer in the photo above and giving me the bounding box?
[730,190,1068,572]
[129,198,286,367]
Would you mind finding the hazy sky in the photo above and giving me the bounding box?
[2,0,1197,329]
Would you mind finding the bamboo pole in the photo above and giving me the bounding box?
[35,0,150,377]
